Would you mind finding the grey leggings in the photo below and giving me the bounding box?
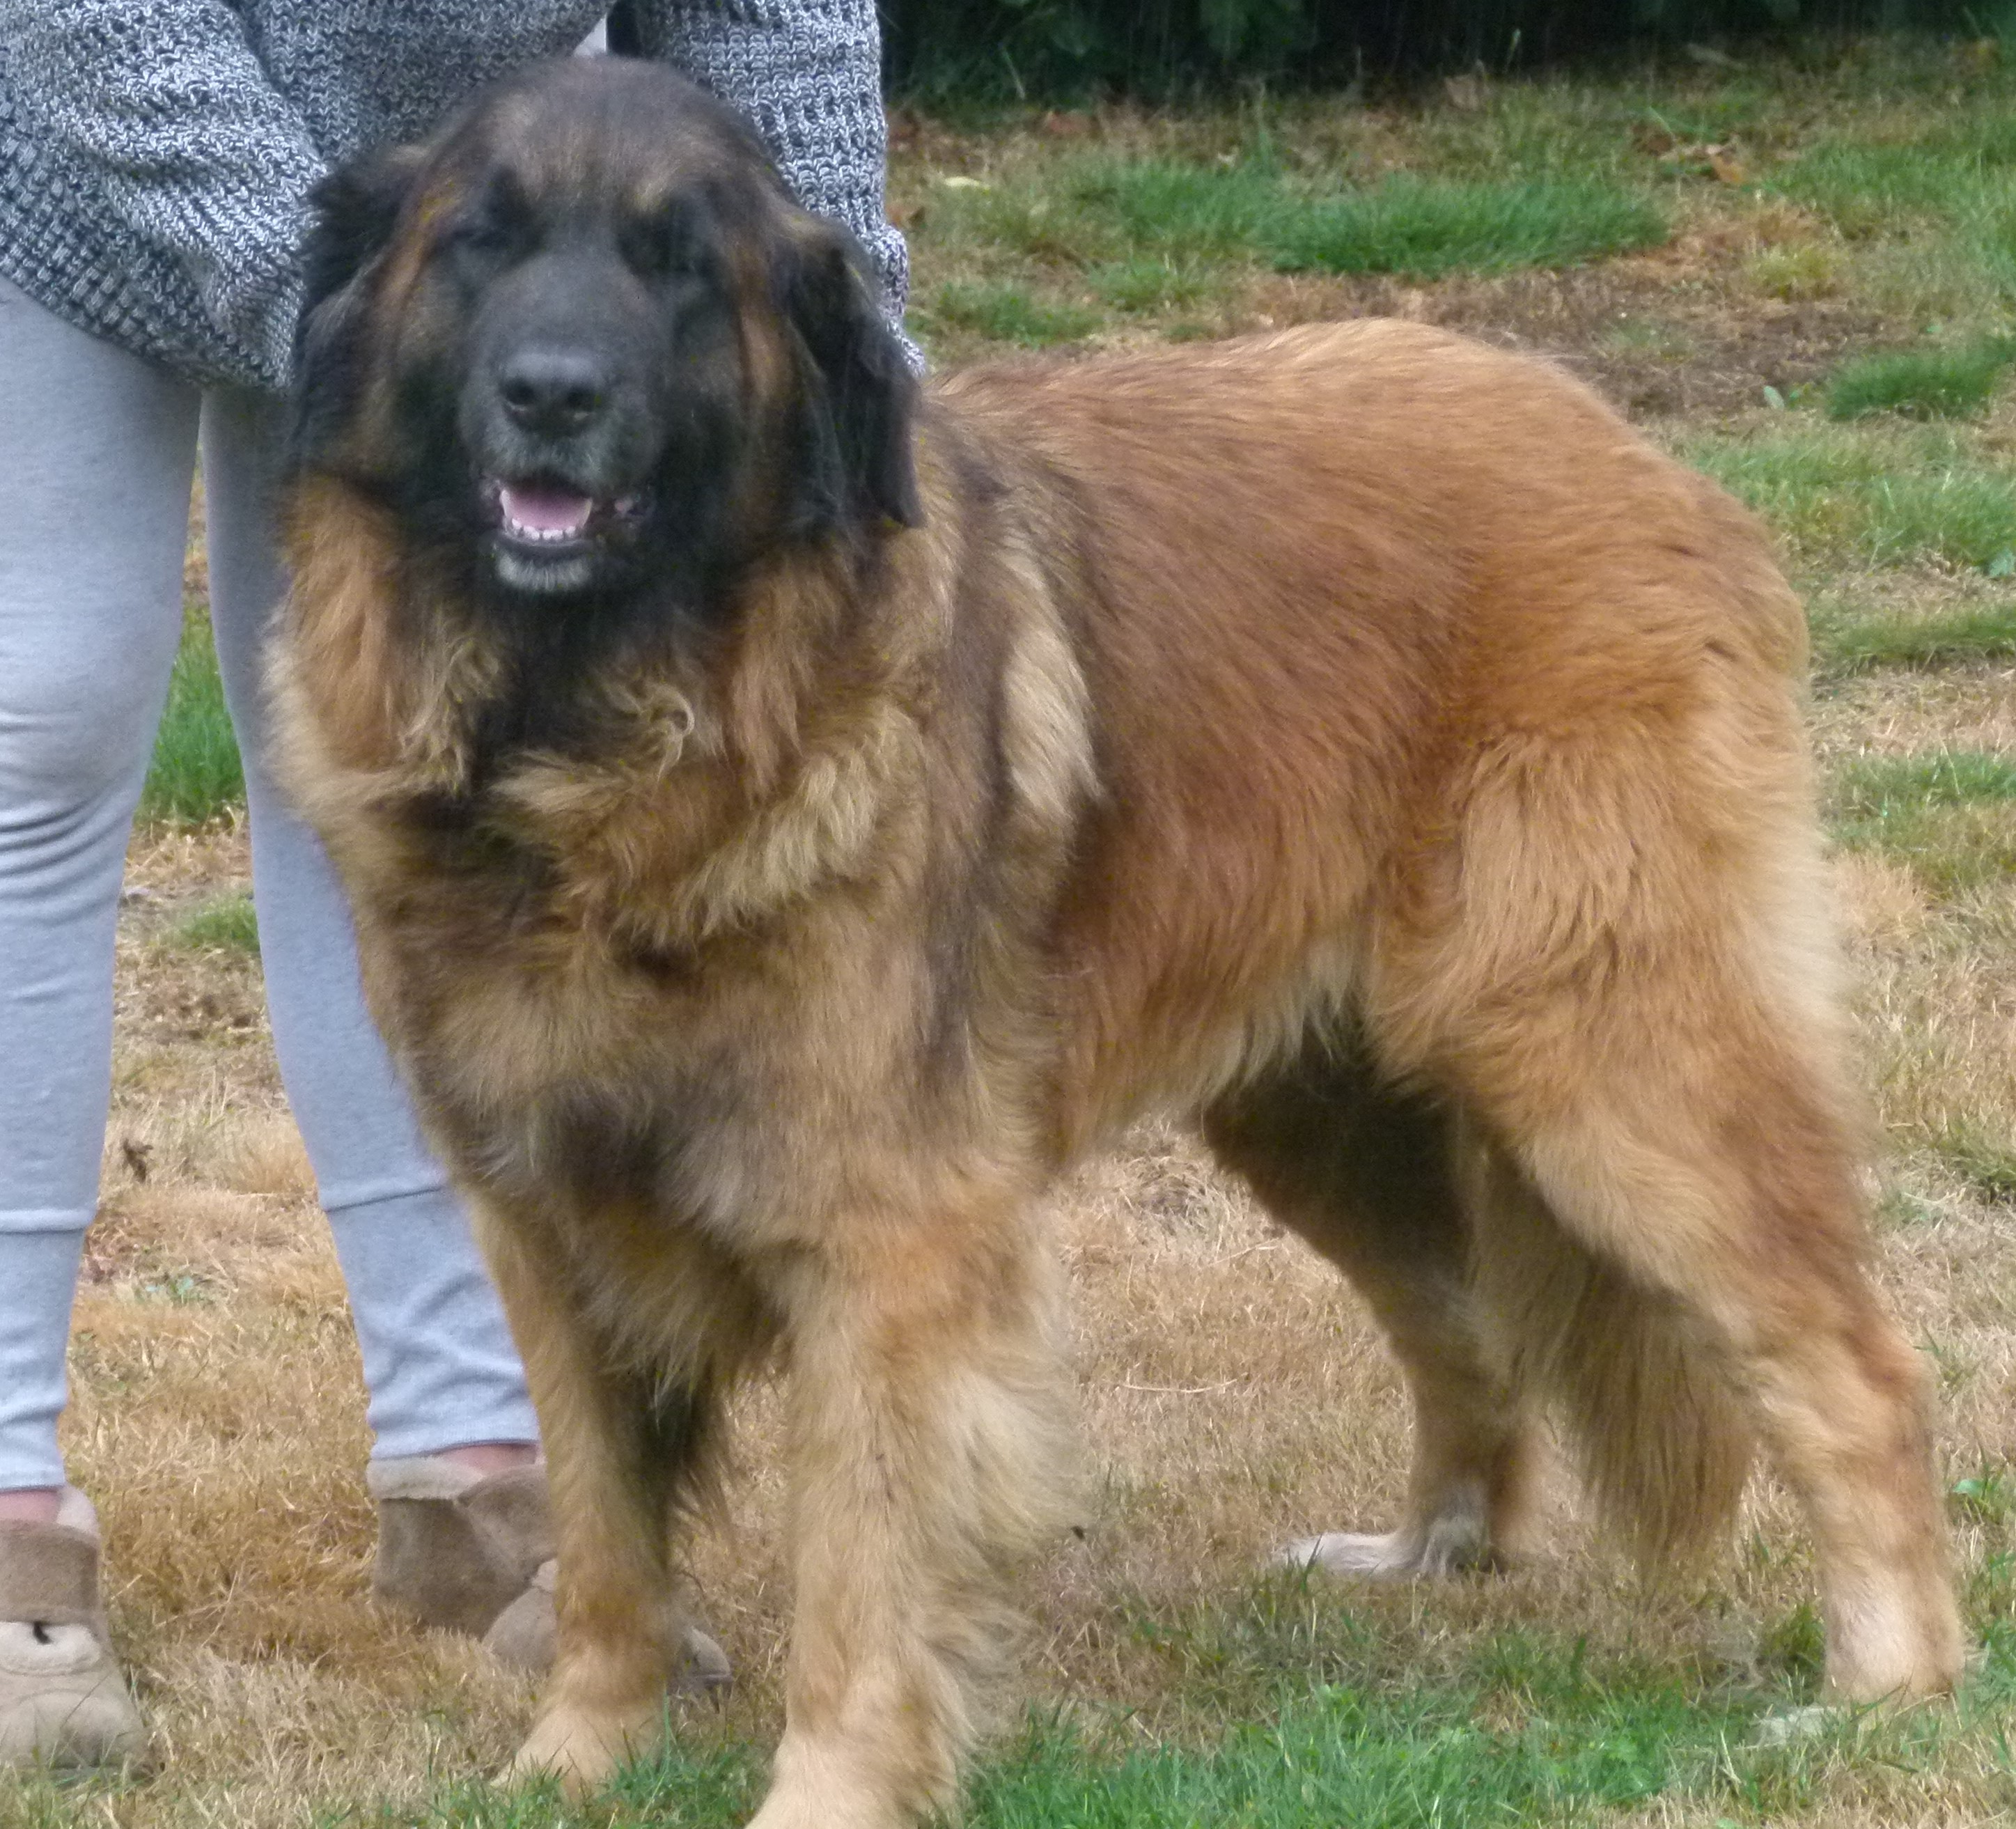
[0,279,538,1489]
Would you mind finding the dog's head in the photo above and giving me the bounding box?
[292,58,919,608]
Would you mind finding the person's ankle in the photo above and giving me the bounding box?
[0,1486,63,1527]
[430,1442,538,1478]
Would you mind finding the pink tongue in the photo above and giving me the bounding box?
[500,482,594,536]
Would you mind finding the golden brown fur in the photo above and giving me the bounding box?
[270,61,1962,1829]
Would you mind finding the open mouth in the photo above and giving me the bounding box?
[487,478,645,553]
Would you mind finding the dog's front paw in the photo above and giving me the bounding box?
[746,1781,904,1829]
[744,1733,931,1829]
[501,1701,658,1797]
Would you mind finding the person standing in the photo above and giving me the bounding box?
[0,0,908,1768]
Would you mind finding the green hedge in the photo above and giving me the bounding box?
[883,0,1984,93]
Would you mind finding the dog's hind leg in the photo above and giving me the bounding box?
[1405,911,1964,1702]
[474,1206,729,1796]
[749,1183,1077,1829]
[1202,1034,1542,1580]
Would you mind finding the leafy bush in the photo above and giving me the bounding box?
[884,0,1983,95]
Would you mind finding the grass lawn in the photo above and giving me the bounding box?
[35,31,2016,1829]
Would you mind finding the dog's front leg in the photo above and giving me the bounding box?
[473,1204,704,1797]
[749,1197,1076,1829]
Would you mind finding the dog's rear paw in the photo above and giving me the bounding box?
[678,1624,733,1695]
[1272,1520,1490,1580]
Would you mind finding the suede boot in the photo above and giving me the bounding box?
[483,1557,732,1692]
[368,1457,730,1690]
[0,1488,145,1769]
[367,1455,555,1639]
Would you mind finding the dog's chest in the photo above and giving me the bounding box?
[382,830,851,1247]
[422,963,789,1241]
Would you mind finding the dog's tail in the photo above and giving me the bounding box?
[1468,1138,1754,1565]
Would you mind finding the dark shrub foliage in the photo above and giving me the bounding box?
[881,0,1979,94]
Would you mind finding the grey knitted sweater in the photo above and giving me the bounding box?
[0,1,906,392]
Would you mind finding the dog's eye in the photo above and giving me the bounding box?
[443,178,538,274]
[445,217,527,266]
[619,216,698,283]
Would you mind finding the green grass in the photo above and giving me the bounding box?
[1767,108,2016,318]
[1775,140,1980,240]
[966,1673,1738,1828]
[1929,1124,2016,1206]
[276,1589,2016,1829]
[1808,598,2016,671]
[169,892,260,956]
[1952,1461,2016,1529]
[1072,160,1665,279]
[305,1630,1765,1829]
[1264,177,1666,279]
[1085,255,1221,313]
[1824,339,2016,420]
[1059,157,1282,261]
[1827,751,2016,895]
[921,280,1104,346]
[1834,750,2016,815]
[132,1270,221,1305]
[1687,426,2016,568]
[926,157,1664,309]
[139,609,244,826]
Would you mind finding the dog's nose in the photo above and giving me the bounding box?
[498,348,609,436]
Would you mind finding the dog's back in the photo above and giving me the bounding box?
[939,320,1817,1128]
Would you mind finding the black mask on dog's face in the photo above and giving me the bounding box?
[291,58,919,615]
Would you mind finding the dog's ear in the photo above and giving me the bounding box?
[290,145,425,466]
[779,221,922,535]
[299,143,426,325]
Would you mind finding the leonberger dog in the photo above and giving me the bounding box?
[271,56,1963,1829]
